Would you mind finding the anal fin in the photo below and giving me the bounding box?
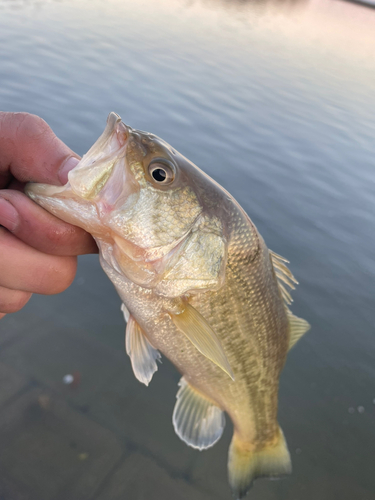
[173,377,225,450]
[125,313,161,386]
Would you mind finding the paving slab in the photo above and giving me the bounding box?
[0,313,196,473]
[0,362,30,408]
[0,388,123,500]
[86,365,197,474]
[96,452,211,500]
[0,305,43,348]
[0,324,134,409]
[264,470,375,500]
[189,423,232,500]
[0,475,30,500]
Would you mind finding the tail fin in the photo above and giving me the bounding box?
[228,427,292,499]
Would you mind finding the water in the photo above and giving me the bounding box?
[0,0,375,498]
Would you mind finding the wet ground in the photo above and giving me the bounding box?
[1,0,375,498]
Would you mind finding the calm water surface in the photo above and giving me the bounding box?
[0,0,375,499]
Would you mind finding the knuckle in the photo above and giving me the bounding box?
[14,113,51,142]
[0,112,50,146]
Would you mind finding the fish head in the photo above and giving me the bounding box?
[26,112,228,293]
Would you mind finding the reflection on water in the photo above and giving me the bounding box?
[0,0,308,8]
[200,0,308,10]
[0,0,375,499]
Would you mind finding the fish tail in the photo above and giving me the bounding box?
[228,426,292,499]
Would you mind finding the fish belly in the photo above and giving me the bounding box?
[101,230,289,447]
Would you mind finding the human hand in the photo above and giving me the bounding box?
[0,112,98,319]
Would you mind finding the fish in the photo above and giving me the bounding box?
[26,112,310,498]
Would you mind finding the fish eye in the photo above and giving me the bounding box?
[148,160,175,185]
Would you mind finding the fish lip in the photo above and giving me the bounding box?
[26,112,129,199]
[66,112,129,200]
[25,111,131,218]
[25,181,77,202]
[79,112,128,162]
[25,183,66,197]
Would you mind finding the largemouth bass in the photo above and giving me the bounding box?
[26,112,310,498]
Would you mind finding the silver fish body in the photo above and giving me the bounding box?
[26,113,309,498]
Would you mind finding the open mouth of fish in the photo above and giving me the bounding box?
[25,112,133,240]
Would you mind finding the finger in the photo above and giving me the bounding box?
[0,286,32,314]
[0,190,98,256]
[0,112,80,188]
[0,313,6,320]
[0,228,77,294]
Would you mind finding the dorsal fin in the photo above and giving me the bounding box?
[270,251,310,348]
[270,250,298,305]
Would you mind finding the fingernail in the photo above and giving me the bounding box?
[0,197,19,231]
[59,156,80,184]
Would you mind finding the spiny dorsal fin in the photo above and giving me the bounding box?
[125,313,161,386]
[287,309,310,350]
[173,377,225,450]
[169,303,234,380]
[270,250,298,305]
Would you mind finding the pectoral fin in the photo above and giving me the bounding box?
[125,315,161,386]
[169,303,234,380]
[173,377,225,450]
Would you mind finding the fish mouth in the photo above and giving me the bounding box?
[68,112,129,200]
[25,112,131,236]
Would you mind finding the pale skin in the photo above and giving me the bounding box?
[0,112,97,319]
